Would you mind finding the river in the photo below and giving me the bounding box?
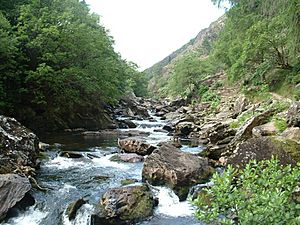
[3,112,202,225]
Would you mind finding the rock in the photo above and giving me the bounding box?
[286,101,300,127]
[231,110,275,144]
[281,127,300,143]
[59,151,83,158]
[66,198,86,220]
[201,144,229,160]
[175,122,196,137]
[233,95,248,116]
[122,119,137,128]
[207,124,236,144]
[162,124,174,132]
[38,142,50,151]
[0,115,40,175]
[0,174,34,221]
[109,153,144,163]
[252,122,278,137]
[92,185,155,225]
[118,138,156,156]
[228,137,300,168]
[142,143,214,200]
[189,182,214,200]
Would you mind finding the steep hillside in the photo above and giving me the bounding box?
[145,16,225,97]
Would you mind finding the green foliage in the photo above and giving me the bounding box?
[0,0,144,130]
[230,110,257,129]
[273,116,287,133]
[194,158,300,225]
[201,89,221,110]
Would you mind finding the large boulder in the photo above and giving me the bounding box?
[175,122,196,137]
[281,127,300,143]
[231,110,275,144]
[118,138,156,156]
[91,185,155,225]
[0,174,34,221]
[286,101,300,127]
[142,143,213,200]
[0,115,40,174]
[227,137,300,168]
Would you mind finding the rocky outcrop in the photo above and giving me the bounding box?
[142,143,213,200]
[116,94,150,119]
[109,153,144,163]
[286,101,300,127]
[0,174,34,221]
[227,137,300,168]
[0,115,40,175]
[91,185,155,225]
[118,138,156,156]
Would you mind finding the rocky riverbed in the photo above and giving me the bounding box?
[1,93,300,225]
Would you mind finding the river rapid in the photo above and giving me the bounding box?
[3,112,202,225]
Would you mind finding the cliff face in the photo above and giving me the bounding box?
[145,15,225,97]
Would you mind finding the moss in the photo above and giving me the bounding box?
[38,152,48,160]
[120,187,154,221]
[120,179,137,186]
[270,137,300,162]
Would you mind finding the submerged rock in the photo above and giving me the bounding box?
[91,185,155,225]
[0,115,40,175]
[0,174,34,221]
[142,143,213,200]
[118,138,156,156]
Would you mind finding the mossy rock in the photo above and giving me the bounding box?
[120,179,138,186]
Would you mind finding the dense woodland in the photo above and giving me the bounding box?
[0,0,147,131]
[147,0,300,103]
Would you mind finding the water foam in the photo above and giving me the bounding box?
[154,186,195,217]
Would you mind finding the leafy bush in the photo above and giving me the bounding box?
[201,90,221,111]
[193,159,300,225]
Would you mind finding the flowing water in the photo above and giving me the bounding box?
[2,112,202,225]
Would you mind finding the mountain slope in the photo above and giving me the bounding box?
[145,15,225,97]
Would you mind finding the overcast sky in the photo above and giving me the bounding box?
[85,0,226,70]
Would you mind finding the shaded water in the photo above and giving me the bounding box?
[2,112,202,225]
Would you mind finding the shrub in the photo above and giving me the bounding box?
[193,158,300,225]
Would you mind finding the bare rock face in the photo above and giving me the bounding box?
[118,138,156,156]
[142,143,213,200]
[0,174,34,221]
[287,101,300,127]
[91,185,155,225]
[228,137,300,168]
[0,115,40,175]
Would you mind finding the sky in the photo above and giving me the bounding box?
[85,0,226,70]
